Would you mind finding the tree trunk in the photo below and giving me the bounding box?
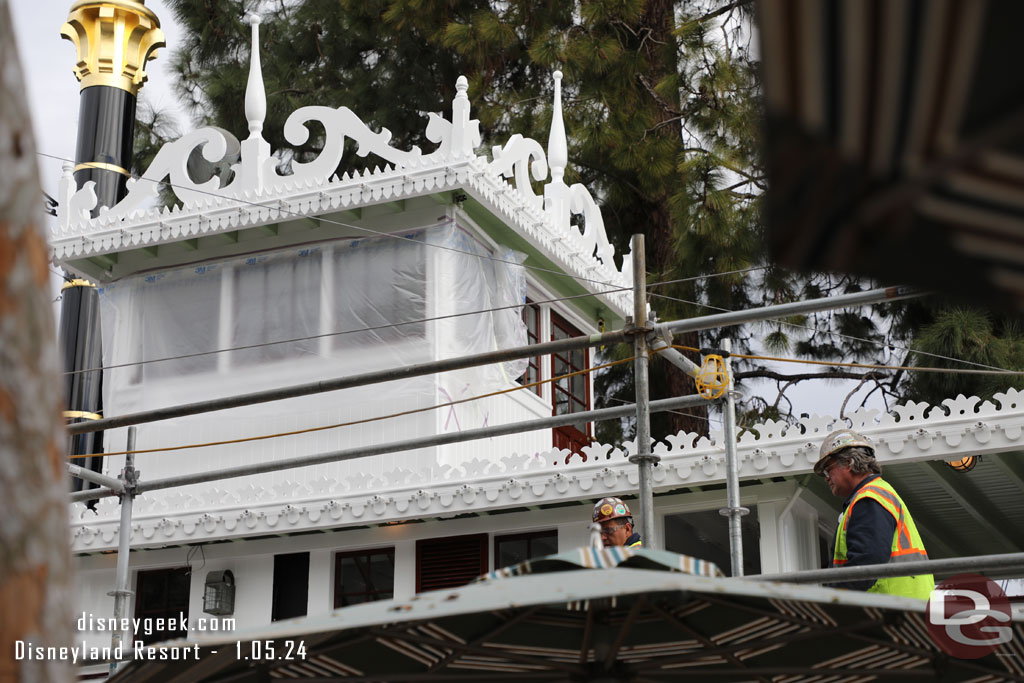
[641,0,709,438]
[0,1,74,680]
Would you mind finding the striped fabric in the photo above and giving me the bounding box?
[759,0,1024,308]
[478,547,724,582]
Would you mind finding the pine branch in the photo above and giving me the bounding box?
[735,369,891,383]
[680,147,767,189]
[679,0,756,31]
[637,73,682,117]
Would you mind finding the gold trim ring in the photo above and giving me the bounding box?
[74,161,131,177]
[60,278,96,291]
[64,410,103,421]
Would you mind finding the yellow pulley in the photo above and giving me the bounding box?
[695,353,729,400]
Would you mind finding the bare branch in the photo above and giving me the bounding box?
[637,73,683,117]
[735,369,890,383]
[840,375,872,419]
[678,0,755,31]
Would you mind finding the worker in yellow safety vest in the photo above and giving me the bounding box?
[815,430,934,599]
[593,497,642,548]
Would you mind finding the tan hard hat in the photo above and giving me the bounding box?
[593,497,632,523]
[814,429,874,476]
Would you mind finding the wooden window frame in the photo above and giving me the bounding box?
[333,547,396,608]
[517,299,543,396]
[550,311,591,457]
[493,529,559,569]
[133,567,191,645]
[415,533,488,593]
[271,551,310,622]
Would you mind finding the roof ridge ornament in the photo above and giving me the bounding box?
[244,13,267,141]
[541,71,624,276]
[424,76,481,160]
[547,71,567,181]
[544,70,570,230]
[54,68,632,308]
[235,13,272,192]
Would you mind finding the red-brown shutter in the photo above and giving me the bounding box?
[416,533,488,593]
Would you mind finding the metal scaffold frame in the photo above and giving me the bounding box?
[70,235,997,672]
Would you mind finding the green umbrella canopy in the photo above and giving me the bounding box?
[108,553,1024,682]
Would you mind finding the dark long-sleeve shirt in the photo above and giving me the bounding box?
[827,474,897,591]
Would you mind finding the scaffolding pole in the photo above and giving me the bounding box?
[628,234,659,549]
[66,462,123,493]
[67,285,921,437]
[70,394,716,503]
[754,552,1024,584]
[109,427,137,674]
[719,339,748,577]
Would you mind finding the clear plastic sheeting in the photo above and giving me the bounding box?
[96,222,532,493]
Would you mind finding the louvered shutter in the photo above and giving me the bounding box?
[416,533,488,593]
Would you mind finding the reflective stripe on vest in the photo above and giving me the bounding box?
[833,478,934,599]
[628,539,643,548]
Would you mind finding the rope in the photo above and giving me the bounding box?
[671,345,1024,376]
[67,355,638,460]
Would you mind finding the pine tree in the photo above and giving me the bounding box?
[160,0,1016,443]
[891,303,1024,406]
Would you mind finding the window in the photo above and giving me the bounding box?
[232,249,322,366]
[112,231,430,386]
[331,233,427,349]
[134,567,190,645]
[416,534,487,593]
[664,508,761,577]
[517,299,542,395]
[550,311,591,456]
[334,548,395,608]
[494,530,558,569]
[271,552,310,621]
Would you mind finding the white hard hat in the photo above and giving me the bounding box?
[814,429,874,475]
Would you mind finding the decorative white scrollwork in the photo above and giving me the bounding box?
[271,105,422,188]
[488,134,548,212]
[52,21,632,314]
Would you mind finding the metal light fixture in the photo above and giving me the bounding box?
[203,570,235,616]
[947,455,980,473]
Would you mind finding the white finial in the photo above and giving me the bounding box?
[449,75,480,157]
[57,162,76,231]
[547,70,567,182]
[244,13,266,140]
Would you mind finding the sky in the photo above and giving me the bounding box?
[9,0,897,424]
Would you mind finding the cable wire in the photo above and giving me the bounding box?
[67,354,638,460]
[61,288,627,377]
[57,269,762,378]
[671,345,1024,377]
[649,290,1014,374]
[39,150,625,289]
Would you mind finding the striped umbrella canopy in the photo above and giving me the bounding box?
[478,545,722,581]
[107,561,1024,681]
[759,0,1024,308]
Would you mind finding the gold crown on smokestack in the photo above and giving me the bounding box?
[61,0,166,95]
